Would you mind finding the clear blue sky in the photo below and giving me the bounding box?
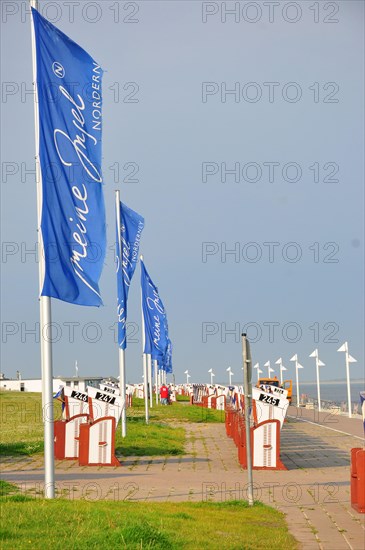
[1,1,364,384]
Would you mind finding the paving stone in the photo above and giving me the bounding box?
[2,413,365,549]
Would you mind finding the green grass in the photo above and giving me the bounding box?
[130,397,225,424]
[0,480,19,496]
[0,392,62,456]
[175,394,190,402]
[0,392,222,458]
[0,395,298,548]
[113,397,222,457]
[115,419,185,457]
[0,495,297,549]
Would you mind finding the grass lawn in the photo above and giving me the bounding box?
[0,392,222,458]
[0,392,59,456]
[0,394,298,548]
[175,394,190,402]
[0,482,297,549]
[130,396,224,424]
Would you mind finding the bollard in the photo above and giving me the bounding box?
[356,450,365,513]
[351,448,365,513]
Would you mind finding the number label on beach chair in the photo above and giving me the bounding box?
[94,391,116,405]
[87,386,122,426]
[64,387,89,419]
[71,390,88,402]
[259,393,280,406]
[99,384,120,395]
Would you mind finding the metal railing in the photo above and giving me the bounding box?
[293,394,361,416]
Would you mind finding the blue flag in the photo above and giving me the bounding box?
[32,9,106,306]
[157,314,172,373]
[140,260,169,361]
[159,337,173,373]
[116,202,144,348]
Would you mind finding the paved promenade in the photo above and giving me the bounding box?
[1,406,364,549]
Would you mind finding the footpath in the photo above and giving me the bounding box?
[1,405,364,549]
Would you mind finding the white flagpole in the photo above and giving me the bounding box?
[253,363,260,383]
[345,349,351,418]
[184,370,189,384]
[30,0,55,499]
[147,354,153,408]
[140,255,149,424]
[154,359,159,405]
[309,350,324,413]
[158,369,161,392]
[119,347,127,435]
[337,342,357,418]
[264,360,273,378]
[115,190,127,437]
[316,355,321,412]
[275,358,287,385]
[290,354,303,407]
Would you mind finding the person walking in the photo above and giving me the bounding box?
[160,383,169,405]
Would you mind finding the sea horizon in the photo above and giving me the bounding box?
[293,378,365,386]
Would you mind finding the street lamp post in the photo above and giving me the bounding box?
[253,362,262,383]
[337,342,357,418]
[208,368,215,386]
[226,367,234,385]
[290,354,304,407]
[264,360,274,378]
[184,370,190,385]
[275,357,287,385]
[309,349,325,412]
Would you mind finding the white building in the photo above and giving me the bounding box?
[0,376,104,393]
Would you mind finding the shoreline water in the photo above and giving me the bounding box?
[296,379,364,385]
[298,381,364,405]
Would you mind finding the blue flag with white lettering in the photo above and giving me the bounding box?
[116,202,144,348]
[159,337,173,373]
[140,260,169,361]
[32,8,106,306]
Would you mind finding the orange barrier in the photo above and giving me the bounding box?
[225,406,286,470]
[225,408,239,437]
[351,448,365,513]
[200,390,288,471]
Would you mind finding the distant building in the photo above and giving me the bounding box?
[0,376,104,393]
